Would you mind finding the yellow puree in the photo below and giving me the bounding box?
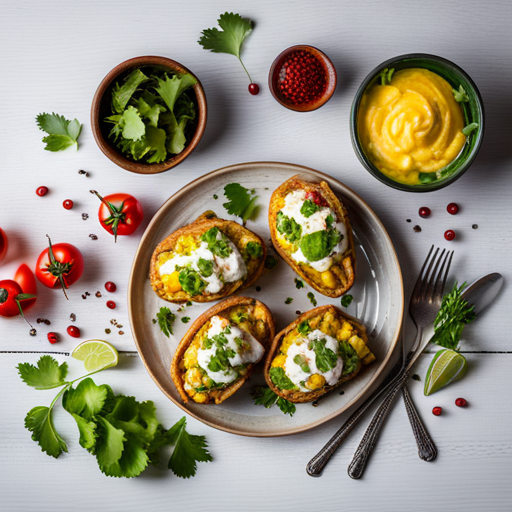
[358,68,466,185]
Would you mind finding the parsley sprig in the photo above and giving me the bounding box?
[431,282,476,350]
[250,386,296,416]
[223,183,259,225]
[36,112,82,152]
[17,356,211,478]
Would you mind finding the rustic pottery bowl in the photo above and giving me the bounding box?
[350,53,484,192]
[269,45,337,112]
[91,56,207,175]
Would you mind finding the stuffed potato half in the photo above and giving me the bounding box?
[269,175,356,297]
[264,305,375,403]
[150,212,266,303]
[171,296,275,405]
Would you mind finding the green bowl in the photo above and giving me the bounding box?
[350,54,484,192]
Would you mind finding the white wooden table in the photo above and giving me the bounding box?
[1,1,511,510]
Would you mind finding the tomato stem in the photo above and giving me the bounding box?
[90,190,125,243]
[46,234,70,299]
[15,297,35,329]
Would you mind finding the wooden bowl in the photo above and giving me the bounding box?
[91,56,207,174]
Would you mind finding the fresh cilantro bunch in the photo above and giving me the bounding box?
[105,68,197,163]
[431,282,476,350]
[199,12,259,94]
[223,183,259,225]
[36,113,82,151]
[251,386,296,416]
[17,356,211,478]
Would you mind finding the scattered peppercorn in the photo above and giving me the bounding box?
[295,310,301,315]
[447,203,459,215]
[118,331,124,335]
[312,399,320,407]
[472,224,478,230]
[116,324,123,329]
[36,186,49,197]
[78,170,86,175]
[152,319,157,324]
[406,219,411,223]
[419,207,431,218]
[67,325,80,338]
[455,397,467,407]
[47,332,59,344]
[107,300,116,309]
[105,281,117,292]
[255,286,261,292]
[63,199,73,210]
[412,374,421,381]
[82,213,89,221]
[105,328,111,334]
[95,291,102,298]
[70,313,76,322]
[89,234,98,240]
[339,390,345,395]
[444,229,456,241]
[44,319,50,325]
[413,225,422,232]
[82,294,87,299]
[29,328,37,336]
[432,406,442,416]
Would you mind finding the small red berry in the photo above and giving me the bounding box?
[455,398,467,407]
[63,199,74,210]
[36,186,49,197]
[106,300,116,309]
[67,325,80,338]
[432,406,442,416]
[248,83,260,95]
[444,229,456,241]
[419,207,431,218]
[447,203,459,215]
[105,281,117,293]
[47,332,59,344]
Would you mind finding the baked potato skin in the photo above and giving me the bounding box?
[150,212,266,303]
[171,296,275,405]
[268,175,356,298]
[263,305,371,403]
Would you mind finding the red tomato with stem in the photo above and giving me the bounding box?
[14,264,37,310]
[0,279,34,318]
[0,228,8,264]
[36,235,84,299]
[90,190,143,242]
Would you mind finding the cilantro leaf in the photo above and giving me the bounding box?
[62,378,110,420]
[276,212,302,243]
[197,257,214,277]
[166,417,212,478]
[181,317,190,324]
[25,406,68,458]
[36,113,82,151]
[17,356,68,390]
[198,12,254,82]
[452,85,470,103]
[70,413,97,451]
[250,386,296,416]
[95,416,126,467]
[338,341,360,375]
[276,397,296,416]
[112,69,149,114]
[294,278,304,289]
[179,268,207,296]
[120,106,146,140]
[269,367,296,390]
[341,294,353,308]
[297,320,312,335]
[134,96,166,127]
[300,200,321,218]
[310,339,338,373]
[156,307,176,337]
[200,227,232,258]
[155,73,197,113]
[307,291,318,307]
[223,183,258,224]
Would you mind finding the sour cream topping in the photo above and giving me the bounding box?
[284,329,343,392]
[159,233,247,294]
[197,316,265,384]
[279,190,348,272]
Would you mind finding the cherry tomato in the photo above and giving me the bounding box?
[0,279,34,317]
[305,191,328,207]
[14,264,37,310]
[36,235,84,299]
[0,228,8,265]
[91,190,143,242]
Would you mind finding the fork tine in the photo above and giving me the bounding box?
[410,245,434,300]
[424,249,446,300]
[418,247,440,298]
[433,250,454,300]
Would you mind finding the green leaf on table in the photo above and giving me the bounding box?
[95,416,126,467]
[69,413,97,452]
[62,378,110,419]
[166,417,212,478]
[341,294,353,308]
[24,406,68,458]
[250,386,297,416]
[36,113,82,151]
[17,356,68,389]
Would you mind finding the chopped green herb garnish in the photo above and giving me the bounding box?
[245,241,263,259]
[181,317,190,324]
[452,85,470,103]
[293,354,310,373]
[201,227,232,258]
[294,278,304,289]
[300,200,321,218]
[276,212,302,243]
[179,268,206,296]
[250,386,296,416]
[297,320,312,335]
[269,367,296,390]
[197,258,214,277]
[300,229,341,262]
[285,297,293,305]
[341,294,353,308]
[156,307,176,337]
[338,341,359,375]
[213,194,218,200]
[307,292,317,307]
[309,339,337,373]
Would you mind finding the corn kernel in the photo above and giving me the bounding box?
[176,235,198,255]
[162,271,181,293]
[363,353,376,365]
[185,368,203,388]
[349,335,369,358]
[321,270,337,288]
[309,316,321,329]
[183,346,198,369]
[306,374,326,390]
[272,355,287,368]
[193,392,208,404]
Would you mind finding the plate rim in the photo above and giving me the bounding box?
[128,161,404,437]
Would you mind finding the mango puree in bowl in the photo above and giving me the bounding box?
[350,54,484,192]
[358,69,466,186]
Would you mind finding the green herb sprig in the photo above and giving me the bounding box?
[250,386,296,416]
[36,113,82,151]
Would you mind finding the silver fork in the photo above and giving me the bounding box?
[347,246,453,479]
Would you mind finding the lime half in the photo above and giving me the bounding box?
[71,339,119,372]
[424,348,467,396]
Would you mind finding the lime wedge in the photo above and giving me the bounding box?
[424,349,467,396]
[71,339,119,372]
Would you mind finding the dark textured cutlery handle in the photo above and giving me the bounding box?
[347,373,407,479]
[306,364,404,477]
[402,384,437,461]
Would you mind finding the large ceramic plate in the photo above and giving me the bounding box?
[128,162,403,436]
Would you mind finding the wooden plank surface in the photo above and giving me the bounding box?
[1,0,511,510]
